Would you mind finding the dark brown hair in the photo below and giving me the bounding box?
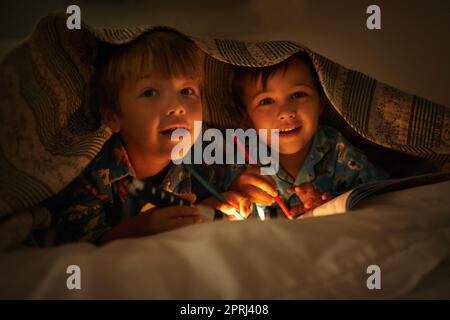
[232,51,324,112]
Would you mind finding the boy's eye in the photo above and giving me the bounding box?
[180,87,197,96]
[141,89,159,98]
[258,98,274,106]
[291,92,307,99]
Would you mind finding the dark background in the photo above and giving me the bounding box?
[1,0,449,106]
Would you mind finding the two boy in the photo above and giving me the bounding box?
[45,32,387,245]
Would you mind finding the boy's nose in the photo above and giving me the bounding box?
[278,110,296,121]
[166,104,186,116]
[278,102,296,120]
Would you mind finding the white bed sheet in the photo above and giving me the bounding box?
[0,180,449,299]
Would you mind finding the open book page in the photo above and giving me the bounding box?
[304,171,450,217]
[347,171,450,209]
[305,190,353,217]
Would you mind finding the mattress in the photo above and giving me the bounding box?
[1,180,449,299]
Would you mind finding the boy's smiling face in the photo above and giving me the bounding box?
[241,58,323,155]
[108,76,202,161]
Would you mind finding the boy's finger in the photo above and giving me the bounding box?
[175,192,197,204]
[223,192,251,217]
[294,183,315,194]
[294,187,323,204]
[303,199,314,210]
[321,192,332,201]
[220,195,247,217]
[293,188,312,199]
[242,186,275,206]
[247,196,271,207]
[222,191,249,204]
[288,186,311,195]
[240,201,252,218]
[237,198,252,218]
[290,204,305,216]
[240,175,278,197]
[294,191,311,203]
[199,196,220,209]
[216,203,240,217]
[301,182,315,190]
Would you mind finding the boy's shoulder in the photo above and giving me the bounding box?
[319,125,361,154]
[84,133,135,184]
[320,125,348,144]
[46,133,135,206]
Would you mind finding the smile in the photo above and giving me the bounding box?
[279,125,302,135]
[159,124,190,135]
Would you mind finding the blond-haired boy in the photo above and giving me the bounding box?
[44,31,249,245]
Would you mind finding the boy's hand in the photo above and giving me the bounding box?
[138,205,202,234]
[230,167,278,207]
[287,183,333,217]
[138,192,201,233]
[201,191,251,220]
[98,192,201,244]
[175,192,197,204]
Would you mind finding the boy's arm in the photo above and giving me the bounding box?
[43,175,113,245]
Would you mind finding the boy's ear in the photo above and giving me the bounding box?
[101,108,121,133]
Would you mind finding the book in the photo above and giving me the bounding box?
[303,172,450,218]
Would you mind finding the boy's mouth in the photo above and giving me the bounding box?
[278,125,302,137]
[159,124,190,136]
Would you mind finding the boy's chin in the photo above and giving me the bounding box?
[280,146,309,156]
[279,145,307,156]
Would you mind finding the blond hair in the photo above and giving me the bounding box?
[95,30,204,116]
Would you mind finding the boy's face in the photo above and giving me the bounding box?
[241,58,323,155]
[108,76,202,161]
